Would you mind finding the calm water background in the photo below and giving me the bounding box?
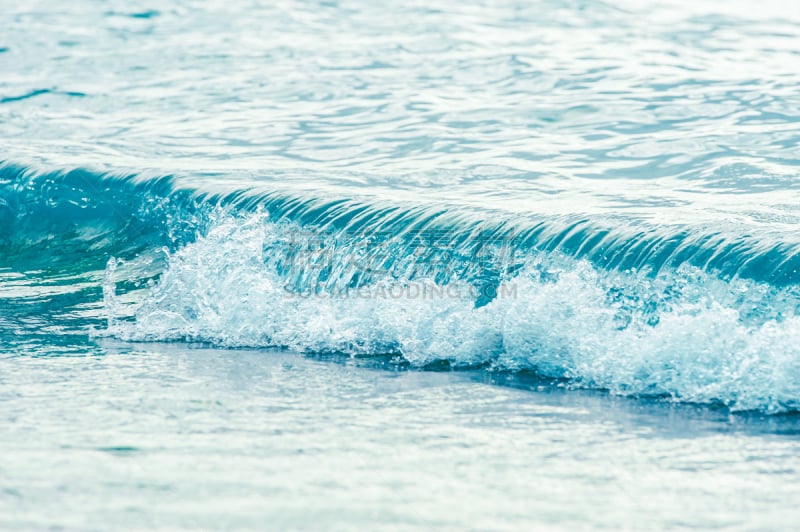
[3,0,800,529]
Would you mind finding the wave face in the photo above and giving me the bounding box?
[0,166,771,412]
[3,164,800,411]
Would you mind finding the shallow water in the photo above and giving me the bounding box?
[4,344,800,530]
[3,0,800,528]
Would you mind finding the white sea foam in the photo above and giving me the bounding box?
[104,213,800,412]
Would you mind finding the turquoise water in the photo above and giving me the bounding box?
[3,0,800,528]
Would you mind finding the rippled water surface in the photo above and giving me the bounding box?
[3,0,800,529]
[5,0,800,222]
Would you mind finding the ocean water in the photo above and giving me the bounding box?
[3,0,800,529]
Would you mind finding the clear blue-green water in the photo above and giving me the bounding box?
[3,0,800,528]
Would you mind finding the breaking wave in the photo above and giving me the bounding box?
[3,163,800,412]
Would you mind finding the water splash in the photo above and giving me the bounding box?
[102,211,800,413]
[3,165,800,411]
